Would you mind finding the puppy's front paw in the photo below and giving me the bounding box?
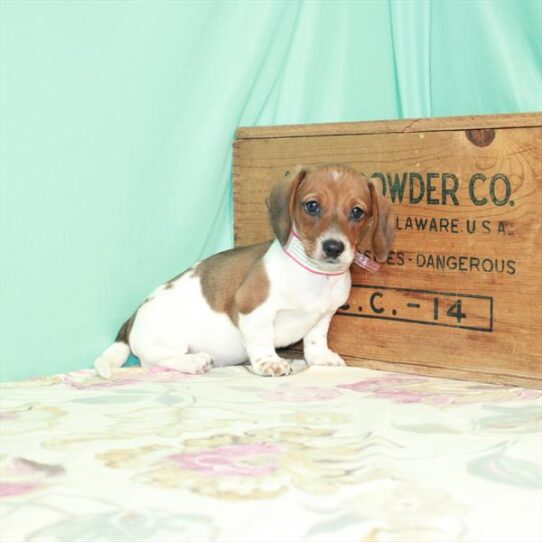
[305,349,346,367]
[251,357,292,377]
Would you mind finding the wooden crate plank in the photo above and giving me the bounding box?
[234,115,542,388]
[236,112,542,139]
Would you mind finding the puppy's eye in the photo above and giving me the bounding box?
[304,200,321,215]
[350,207,365,221]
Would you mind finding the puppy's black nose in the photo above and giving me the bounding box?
[322,239,345,259]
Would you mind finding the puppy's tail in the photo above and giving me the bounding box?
[95,313,136,378]
[94,342,131,379]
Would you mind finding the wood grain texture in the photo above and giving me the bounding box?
[234,114,542,388]
[236,112,542,139]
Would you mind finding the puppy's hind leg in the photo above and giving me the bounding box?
[137,343,213,375]
[156,353,213,375]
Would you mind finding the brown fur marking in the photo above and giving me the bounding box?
[114,296,153,344]
[195,241,272,325]
[164,268,194,289]
[368,182,395,262]
[267,168,308,245]
[115,312,137,344]
[291,164,373,258]
[235,258,269,317]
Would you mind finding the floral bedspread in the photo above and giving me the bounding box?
[1,364,541,542]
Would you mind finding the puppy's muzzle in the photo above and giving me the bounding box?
[322,239,345,259]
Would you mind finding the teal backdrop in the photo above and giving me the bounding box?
[1,0,541,381]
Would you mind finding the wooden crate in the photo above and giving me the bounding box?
[234,113,542,388]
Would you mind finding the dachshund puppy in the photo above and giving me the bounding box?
[95,164,394,377]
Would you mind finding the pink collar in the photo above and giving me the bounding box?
[282,225,349,276]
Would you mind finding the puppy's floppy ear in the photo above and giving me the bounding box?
[368,181,395,262]
[266,167,308,245]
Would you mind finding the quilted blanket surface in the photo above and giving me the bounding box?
[1,365,541,542]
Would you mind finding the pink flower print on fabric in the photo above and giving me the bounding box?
[0,482,41,498]
[338,374,542,406]
[0,458,64,499]
[338,375,454,405]
[341,374,427,392]
[62,366,194,390]
[167,443,285,478]
[260,386,341,402]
